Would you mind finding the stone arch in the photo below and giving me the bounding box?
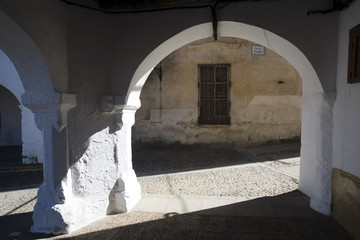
[126,22,323,107]
[126,21,331,215]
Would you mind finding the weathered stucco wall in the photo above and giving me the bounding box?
[133,38,301,146]
[332,1,360,239]
[332,168,360,240]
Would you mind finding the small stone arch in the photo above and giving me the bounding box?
[126,21,332,215]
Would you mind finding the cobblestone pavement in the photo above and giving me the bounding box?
[0,142,354,240]
[139,164,298,198]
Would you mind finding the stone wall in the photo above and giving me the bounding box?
[133,37,302,146]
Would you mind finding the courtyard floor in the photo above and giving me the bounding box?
[0,142,354,240]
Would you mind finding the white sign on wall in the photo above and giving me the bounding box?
[252,45,265,55]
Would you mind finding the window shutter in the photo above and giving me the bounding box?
[199,66,214,123]
[215,66,229,124]
[199,65,230,125]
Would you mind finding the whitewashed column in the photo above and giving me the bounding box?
[299,92,335,215]
[100,96,141,214]
[26,93,76,234]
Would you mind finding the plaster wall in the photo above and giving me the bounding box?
[133,38,301,146]
[333,0,360,179]
[332,1,360,238]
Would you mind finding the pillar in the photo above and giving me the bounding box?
[27,93,76,234]
[299,92,335,215]
[29,94,141,234]
[101,95,142,214]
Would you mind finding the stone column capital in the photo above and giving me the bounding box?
[99,95,138,128]
[25,93,76,132]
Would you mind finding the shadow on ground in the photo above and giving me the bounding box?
[0,212,50,240]
[44,191,353,240]
[0,170,43,191]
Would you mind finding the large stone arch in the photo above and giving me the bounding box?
[126,21,332,215]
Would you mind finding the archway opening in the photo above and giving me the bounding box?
[0,50,44,188]
[0,85,22,167]
[131,35,303,213]
[0,49,43,166]
[126,21,327,214]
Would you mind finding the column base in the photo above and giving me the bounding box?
[107,170,142,214]
[31,169,142,234]
[31,183,70,234]
[310,197,331,215]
